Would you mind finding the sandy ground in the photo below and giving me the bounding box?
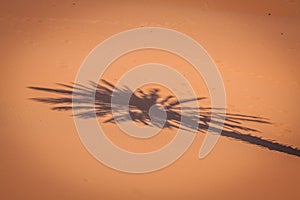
[1,0,300,199]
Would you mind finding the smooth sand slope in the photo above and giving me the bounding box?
[1,1,300,199]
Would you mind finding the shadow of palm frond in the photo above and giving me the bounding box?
[28,80,300,157]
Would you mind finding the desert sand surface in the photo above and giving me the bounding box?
[1,0,300,199]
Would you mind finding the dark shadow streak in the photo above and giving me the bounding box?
[28,80,300,157]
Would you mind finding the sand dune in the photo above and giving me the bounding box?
[1,1,299,199]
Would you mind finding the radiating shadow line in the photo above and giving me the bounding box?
[28,80,300,157]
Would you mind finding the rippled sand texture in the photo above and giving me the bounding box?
[1,1,300,200]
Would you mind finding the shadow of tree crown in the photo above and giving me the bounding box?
[28,79,300,157]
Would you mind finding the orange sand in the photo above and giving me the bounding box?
[1,1,300,199]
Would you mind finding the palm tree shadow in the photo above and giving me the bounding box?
[28,80,300,157]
